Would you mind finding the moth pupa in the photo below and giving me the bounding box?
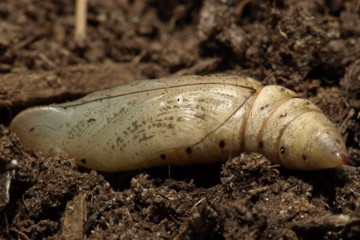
[10,75,349,172]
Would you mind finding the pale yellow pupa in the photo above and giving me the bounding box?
[10,75,349,172]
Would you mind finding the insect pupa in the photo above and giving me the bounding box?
[10,75,349,171]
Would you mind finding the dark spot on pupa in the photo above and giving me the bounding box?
[260,104,269,110]
[87,118,96,123]
[80,159,87,164]
[335,139,341,144]
[116,136,124,144]
[177,98,181,102]
[259,141,263,149]
[280,113,287,118]
[177,117,184,122]
[219,140,225,148]
[160,154,166,160]
[186,147,192,154]
[302,154,307,161]
[280,146,285,154]
[29,127,35,132]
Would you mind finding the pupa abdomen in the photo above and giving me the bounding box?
[10,75,349,171]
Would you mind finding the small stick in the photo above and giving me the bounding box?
[74,0,88,45]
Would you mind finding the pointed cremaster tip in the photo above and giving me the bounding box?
[341,153,352,166]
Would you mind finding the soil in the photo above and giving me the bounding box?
[0,0,360,239]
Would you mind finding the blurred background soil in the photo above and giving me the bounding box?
[0,0,360,239]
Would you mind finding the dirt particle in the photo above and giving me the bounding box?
[160,154,166,160]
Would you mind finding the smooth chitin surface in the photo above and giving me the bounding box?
[10,75,349,171]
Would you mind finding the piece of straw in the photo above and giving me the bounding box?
[74,0,87,45]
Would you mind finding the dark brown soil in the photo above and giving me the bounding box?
[1,0,360,239]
